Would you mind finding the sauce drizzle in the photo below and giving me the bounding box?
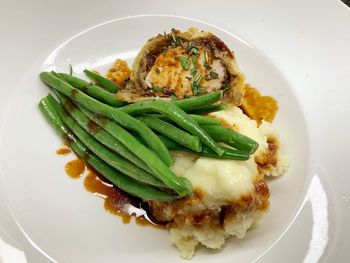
[84,170,164,227]
[56,148,71,155]
[56,149,166,228]
[64,158,86,179]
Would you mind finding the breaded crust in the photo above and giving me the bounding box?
[117,28,246,105]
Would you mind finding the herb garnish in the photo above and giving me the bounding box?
[193,72,202,83]
[205,71,219,81]
[192,72,202,95]
[221,82,229,92]
[190,55,198,78]
[171,33,182,47]
[69,64,73,75]
[192,55,198,68]
[204,50,210,68]
[155,68,161,74]
[190,46,199,55]
[151,86,164,92]
[179,56,191,70]
[192,82,202,95]
[190,68,197,78]
[171,33,176,42]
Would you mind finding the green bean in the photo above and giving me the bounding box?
[120,99,224,156]
[84,69,120,93]
[201,125,259,154]
[47,94,165,188]
[189,104,228,114]
[40,72,173,167]
[51,71,63,79]
[137,115,202,152]
[143,114,220,126]
[38,96,177,201]
[157,136,249,160]
[170,91,222,111]
[189,115,220,125]
[58,72,126,107]
[77,105,192,196]
[121,91,222,114]
[54,91,151,173]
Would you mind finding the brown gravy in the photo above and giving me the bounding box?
[64,158,86,179]
[56,148,72,155]
[83,170,164,227]
[57,148,164,227]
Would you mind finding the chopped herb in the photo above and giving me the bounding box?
[221,83,229,92]
[155,68,161,74]
[209,71,219,79]
[185,76,192,81]
[204,50,210,68]
[190,68,197,77]
[193,72,202,83]
[171,33,183,47]
[179,55,191,70]
[204,51,209,63]
[192,72,202,95]
[192,56,198,69]
[151,86,164,92]
[205,71,219,81]
[192,82,202,95]
[190,46,199,55]
[68,64,73,75]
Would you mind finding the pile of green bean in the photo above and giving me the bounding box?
[39,70,258,201]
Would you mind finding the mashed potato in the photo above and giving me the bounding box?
[148,106,288,259]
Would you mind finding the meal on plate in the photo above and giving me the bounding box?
[39,27,288,259]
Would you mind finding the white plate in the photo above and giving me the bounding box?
[0,14,309,263]
[0,1,349,263]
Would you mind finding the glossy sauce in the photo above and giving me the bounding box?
[64,158,86,179]
[83,170,164,227]
[57,148,161,226]
[56,148,71,155]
